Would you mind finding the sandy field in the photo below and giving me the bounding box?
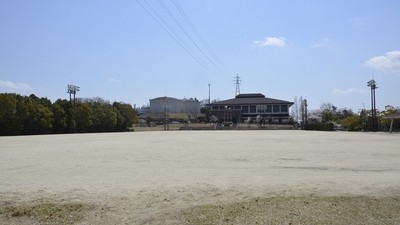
[1,130,399,224]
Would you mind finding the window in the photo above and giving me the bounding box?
[234,106,241,110]
[256,105,265,113]
[242,106,248,113]
[250,106,256,113]
[266,105,272,113]
[273,105,280,113]
[281,105,288,113]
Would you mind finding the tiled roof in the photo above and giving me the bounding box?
[208,93,293,105]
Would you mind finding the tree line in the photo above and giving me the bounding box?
[337,105,400,131]
[290,96,400,131]
[0,93,139,136]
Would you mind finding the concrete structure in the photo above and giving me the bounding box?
[207,93,293,124]
[383,111,400,133]
[149,96,200,114]
[136,107,150,115]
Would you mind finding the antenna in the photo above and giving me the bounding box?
[234,74,241,96]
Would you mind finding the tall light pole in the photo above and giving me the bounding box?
[224,106,227,124]
[67,84,80,105]
[367,79,378,132]
[67,84,80,132]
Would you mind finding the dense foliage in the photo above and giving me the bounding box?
[290,98,400,132]
[337,105,400,131]
[0,93,138,136]
[306,122,334,131]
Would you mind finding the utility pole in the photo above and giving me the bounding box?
[208,83,211,104]
[234,74,241,97]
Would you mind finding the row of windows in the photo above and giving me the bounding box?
[212,105,288,113]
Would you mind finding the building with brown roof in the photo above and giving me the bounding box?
[207,93,293,124]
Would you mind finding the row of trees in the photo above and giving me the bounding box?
[290,96,399,131]
[337,105,400,131]
[291,97,356,124]
[308,102,356,123]
[0,93,139,136]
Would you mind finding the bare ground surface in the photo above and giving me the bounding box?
[1,131,399,224]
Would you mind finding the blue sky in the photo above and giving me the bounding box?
[1,0,399,111]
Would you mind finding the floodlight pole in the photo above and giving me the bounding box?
[67,84,80,133]
[367,79,377,132]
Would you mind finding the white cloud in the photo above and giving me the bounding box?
[0,80,31,90]
[108,78,121,83]
[364,50,400,74]
[311,38,331,48]
[333,88,366,95]
[254,37,287,47]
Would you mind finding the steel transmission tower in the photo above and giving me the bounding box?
[234,74,241,97]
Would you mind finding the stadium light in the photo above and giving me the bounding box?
[367,79,377,132]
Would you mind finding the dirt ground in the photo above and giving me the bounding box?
[1,130,399,224]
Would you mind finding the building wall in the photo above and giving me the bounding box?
[150,97,200,114]
[183,100,200,114]
[150,97,181,113]
[209,104,292,124]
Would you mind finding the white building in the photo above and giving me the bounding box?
[149,96,200,114]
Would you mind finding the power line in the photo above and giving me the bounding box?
[218,83,236,100]
[138,0,229,82]
[171,0,234,80]
[136,0,233,83]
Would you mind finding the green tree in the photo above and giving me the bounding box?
[90,102,117,132]
[54,99,75,133]
[103,104,117,131]
[0,93,18,135]
[338,115,363,131]
[75,102,93,132]
[22,96,54,134]
[112,102,138,131]
[90,102,104,131]
[52,101,68,133]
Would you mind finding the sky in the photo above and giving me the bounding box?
[1,0,399,112]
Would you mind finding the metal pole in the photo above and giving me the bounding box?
[371,86,374,131]
[374,88,377,131]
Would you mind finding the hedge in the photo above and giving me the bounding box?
[304,123,334,131]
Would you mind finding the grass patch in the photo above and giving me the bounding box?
[0,202,94,224]
[181,196,400,225]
